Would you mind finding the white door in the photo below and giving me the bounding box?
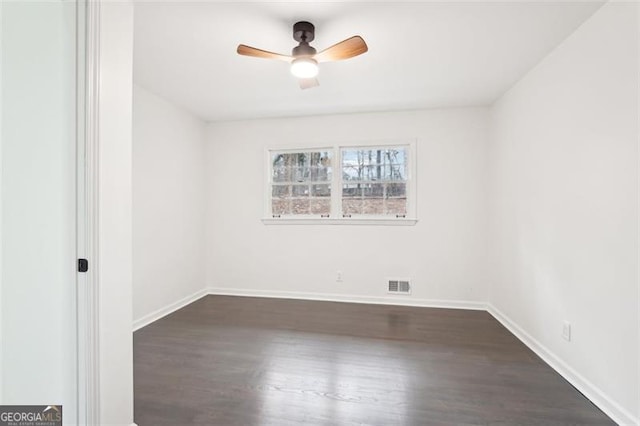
[1,1,81,424]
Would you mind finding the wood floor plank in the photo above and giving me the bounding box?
[134,295,614,425]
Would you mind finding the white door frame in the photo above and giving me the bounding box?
[0,0,4,405]
[78,1,136,424]
[77,0,101,423]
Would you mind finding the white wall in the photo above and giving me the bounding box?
[0,2,77,420]
[206,108,490,306]
[133,84,207,327]
[98,2,135,425]
[488,2,638,424]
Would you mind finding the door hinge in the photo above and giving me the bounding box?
[78,258,89,273]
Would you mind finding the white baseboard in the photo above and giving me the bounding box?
[207,286,487,311]
[487,304,638,426]
[132,288,208,332]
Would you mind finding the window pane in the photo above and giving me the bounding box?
[292,185,309,197]
[363,183,384,197]
[342,198,362,215]
[342,165,360,181]
[309,152,330,165]
[387,183,406,197]
[342,184,361,197]
[364,165,378,181]
[270,150,334,216]
[272,162,291,182]
[284,152,307,167]
[272,151,332,183]
[291,198,310,215]
[310,198,331,215]
[309,166,331,182]
[320,153,331,166]
[311,184,331,197]
[388,163,406,181]
[386,198,407,215]
[363,199,384,215]
[272,185,290,198]
[342,148,407,182]
[272,153,285,167]
[272,199,289,215]
[292,166,309,182]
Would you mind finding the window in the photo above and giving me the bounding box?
[270,150,332,216]
[266,142,416,225]
[341,148,407,217]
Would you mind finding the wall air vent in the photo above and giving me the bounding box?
[387,279,411,295]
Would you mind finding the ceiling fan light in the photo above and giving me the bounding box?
[290,58,318,79]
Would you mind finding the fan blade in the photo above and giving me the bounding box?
[299,78,319,90]
[237,44,291,62]
[314,36,368,63]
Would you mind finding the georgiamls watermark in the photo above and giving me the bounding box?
[0,405,62,426]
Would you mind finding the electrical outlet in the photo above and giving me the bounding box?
[562,321,571,342]
[336,271,343,282]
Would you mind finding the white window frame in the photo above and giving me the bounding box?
[263,139,417,226]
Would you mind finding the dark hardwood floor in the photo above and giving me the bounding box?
[134,295,613,425]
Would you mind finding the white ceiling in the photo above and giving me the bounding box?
[133,1,604,122]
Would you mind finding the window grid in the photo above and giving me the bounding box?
[340,147,409,217]
[268,144,412,219]
[270,150,332,217]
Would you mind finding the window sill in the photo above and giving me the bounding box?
[261,218,418,226]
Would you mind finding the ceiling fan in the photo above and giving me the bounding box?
[237,21,368,89]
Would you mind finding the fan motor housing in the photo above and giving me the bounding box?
[292,44,317,57]
[293,21,315,43]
